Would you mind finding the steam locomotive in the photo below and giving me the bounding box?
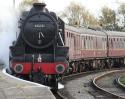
[9,3,69,90]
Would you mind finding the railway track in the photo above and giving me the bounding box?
[93,69,125,99]
[51,90,66,99]
[62,67,125,82]
[58,68,125,99]
[117,76,125,89]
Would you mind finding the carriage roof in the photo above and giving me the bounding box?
[105,31,125,37]
[65,25,125,37]
[65,25,106,36]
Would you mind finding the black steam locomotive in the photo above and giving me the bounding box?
[9,3,69,90]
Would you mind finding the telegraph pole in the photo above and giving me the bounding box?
[13,0,15,8]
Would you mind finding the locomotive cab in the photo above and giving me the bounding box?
[9,3,69,90]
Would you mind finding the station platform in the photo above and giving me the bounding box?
[0,68,55,99]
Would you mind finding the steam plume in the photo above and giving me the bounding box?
[0,5,19,67]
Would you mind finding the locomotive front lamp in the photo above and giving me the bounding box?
[56,64,65,74]
[14,64,23,73]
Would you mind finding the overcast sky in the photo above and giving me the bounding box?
[0,0,125,17]
[42,0,125,16]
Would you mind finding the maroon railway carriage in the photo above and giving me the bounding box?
[107,31,125,57]
[65,25,125,73]
[106,31,125,67]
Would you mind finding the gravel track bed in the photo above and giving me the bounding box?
[58,69,122,99]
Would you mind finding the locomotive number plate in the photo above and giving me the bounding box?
[34,24,45,28]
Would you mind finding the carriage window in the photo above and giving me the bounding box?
[91,37,93,40]
[88,36,90,49]
[89,36,91,49]
[91,37,93,49]
[111,39,113,48]
[124,39,125,48]
[82,37,85,49]
[105,38,107,49]
[71,34,73,38]
[102,38,104,49]
[84,37,86,49]
[69,32,70,38]
[74,36,77,49]
[86,36,88,49]
[90,36,93,49]
[67,32,69,37]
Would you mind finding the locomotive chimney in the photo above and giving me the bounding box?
[33,3,46,11]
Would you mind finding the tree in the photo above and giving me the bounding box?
[118,3,125,27]
[99,6,117,30]
[61,2,83,26]
[61,2,98,27]
[83,13,98,27]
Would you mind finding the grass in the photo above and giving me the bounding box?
[120,76,125,85]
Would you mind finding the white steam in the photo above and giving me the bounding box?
[0,6,20,67]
